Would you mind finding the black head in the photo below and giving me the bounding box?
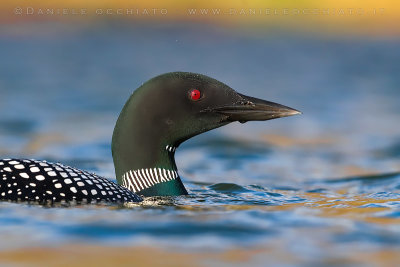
[117,72,300,146]
[112,72,300,195]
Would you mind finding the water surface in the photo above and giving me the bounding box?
[0,22,400,266]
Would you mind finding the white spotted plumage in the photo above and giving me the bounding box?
[0,158,142,203]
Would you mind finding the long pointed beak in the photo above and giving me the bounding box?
[210,93,301,123]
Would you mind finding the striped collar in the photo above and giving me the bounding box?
[165,145,176,153]
[122,168,178,193]
[122,145,178,193]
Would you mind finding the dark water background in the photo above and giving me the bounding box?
[0,22,400,266]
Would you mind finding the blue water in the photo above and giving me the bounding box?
[0,22,400,265]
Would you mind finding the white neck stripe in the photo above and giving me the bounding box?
[131,170,142,190]
[122,168,178,193]
[129,171,140,190]
[165,145,176,153]
[140,169,151,187]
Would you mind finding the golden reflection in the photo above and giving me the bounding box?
[176,191,400,225]
[261,133,340,148]
[0,243,400,266]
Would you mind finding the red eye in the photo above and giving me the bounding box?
[189,89,201,101]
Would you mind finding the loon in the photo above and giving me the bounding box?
[0,72,300,204]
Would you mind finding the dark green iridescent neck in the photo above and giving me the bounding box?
[111,90,188,196]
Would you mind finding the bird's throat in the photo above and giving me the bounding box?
[111,88,189,197]
[112,118,188,197]
[117,145,188,196]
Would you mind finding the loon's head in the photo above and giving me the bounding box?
[112,72,300,197]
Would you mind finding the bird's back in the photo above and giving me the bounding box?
[0,159,142,204]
